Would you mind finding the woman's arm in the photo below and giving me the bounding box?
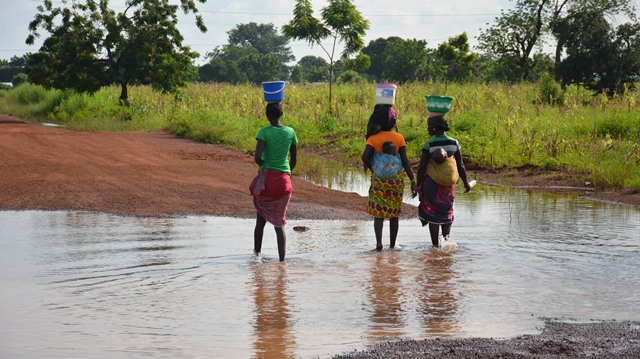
[289,143,297,172]
[416,149,429,187]
[398,146,417,197]
[254,139,265,166]
[361,144,375,171]
[454,150,471,193]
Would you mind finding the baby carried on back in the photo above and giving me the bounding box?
[371,141,403,179]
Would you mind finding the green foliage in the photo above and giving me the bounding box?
[283,0,369,105]
[204,23,292,82]
[477,0,546,81]
[2,81,639,191]
[361,37,402,82]
[318,112,337,133]
[0,83,64,118]
[381,39,429,83]
[554,9,640,95]
[0,55,28,83]
[336,70,365,84]
[25,0,205,102]
[12,73,28,87]
[437,33,476,82]
[451,109,484,134]
[537,73,563,105]
[291,56,328,83]
[227,22,294,64]
[597,113,639,140]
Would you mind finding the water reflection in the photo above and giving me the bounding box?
[251,263,296,359]
[366,251,406,339]
[1,186,640,358]
[417,249,461,336]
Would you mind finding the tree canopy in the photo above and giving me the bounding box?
[381,38,429,83]
[282,0,369,105]
[227,22,295,64]
[0,55,29,83]
[200,23,290,83]
[25,0,207,103]
[477,0,638,87]
[553,9,640,94]
[437,33,476,82]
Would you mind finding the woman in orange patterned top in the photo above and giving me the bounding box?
[361,104,417,251]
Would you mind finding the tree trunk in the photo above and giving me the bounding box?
[328,62,333,112]
[554,41,563,73]
[119,82,129,106]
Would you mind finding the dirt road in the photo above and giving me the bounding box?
[0,115,418,219]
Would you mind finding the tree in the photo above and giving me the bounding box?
[282,0,369,107]
[227,22,295,64]
[198,60,246,83]
[227,22,293,79]
[477,0,548,81]
[0,55,29,83]
[342,52,371,73]
[437,33,476,82]
[202,43,280,84]
[200,23,291,83]
[553,9,640,94]
[381,38,430,83]
[477,0,636,81]
[547,0,636,67]
[296,55,328,83]
[336,70,365,84]
[12,73,29,87]
[25,0,206,104]
[238,53,282,84]
[361,37,402,81]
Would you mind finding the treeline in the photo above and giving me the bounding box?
[1,0,639,100]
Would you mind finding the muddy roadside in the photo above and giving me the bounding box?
[0,114,414,219]
[333,318,640,359]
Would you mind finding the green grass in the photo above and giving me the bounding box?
[1,81,639,191]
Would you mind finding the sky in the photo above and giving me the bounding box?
[1,0,515,65]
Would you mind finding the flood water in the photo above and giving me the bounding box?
[1,168,639,358]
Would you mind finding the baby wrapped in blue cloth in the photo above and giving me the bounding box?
[371,141,403,179]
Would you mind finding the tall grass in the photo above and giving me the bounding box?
[1,81,638,190]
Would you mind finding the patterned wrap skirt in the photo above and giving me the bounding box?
[250,169,292,228]
[418,175,455,225]
[366,173,404,219]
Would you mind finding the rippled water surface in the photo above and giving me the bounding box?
[1,185,639,358]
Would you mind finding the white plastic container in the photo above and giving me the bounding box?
[375,83,397,105]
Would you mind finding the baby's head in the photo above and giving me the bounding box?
[432,147,448,164]
[382,141,397,155]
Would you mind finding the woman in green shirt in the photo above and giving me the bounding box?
[249,102,298,261]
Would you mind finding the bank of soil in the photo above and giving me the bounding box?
[0,115,415,219]
[1,114,638,219]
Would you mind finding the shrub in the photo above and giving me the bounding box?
[537,73,563,105]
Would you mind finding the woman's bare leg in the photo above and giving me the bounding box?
[428,223,440,246]
[274,227,286,261]
[254,212,266,254]
[389,217,399,248]
[373,217,384,251]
